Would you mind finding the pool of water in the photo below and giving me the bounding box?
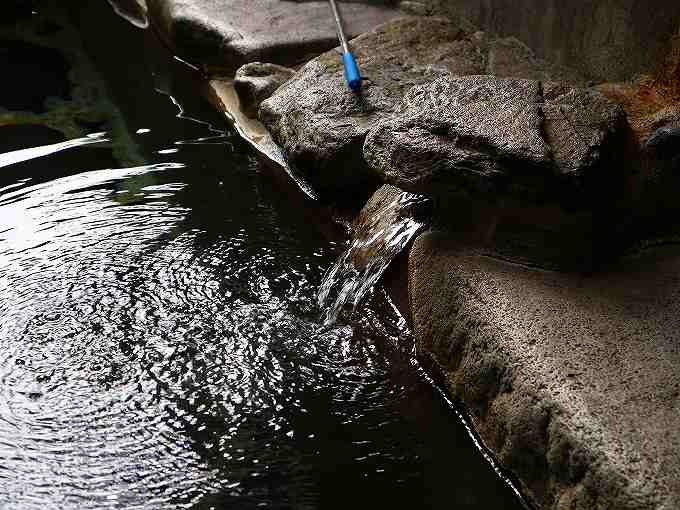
[0,4,525,509]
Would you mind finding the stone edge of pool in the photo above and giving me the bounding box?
[127,1,680,508]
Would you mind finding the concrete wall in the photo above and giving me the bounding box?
[425,0,680,82]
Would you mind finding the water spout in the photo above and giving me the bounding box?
[318,187,429,325]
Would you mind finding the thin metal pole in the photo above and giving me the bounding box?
[328,0,350,54]
[328,0,362,92]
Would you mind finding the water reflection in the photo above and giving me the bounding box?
[0,123,522,509]
[0,5,525,508]
[0,132,109,169]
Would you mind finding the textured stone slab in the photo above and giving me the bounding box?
[364,75,549,196]
[542,84,630,179]
[146,0,401,74]
[234,62,295,118]
[259,16,474,193]
[409,230,680,510]
[364,75,628,201]
[260,16,586,194]
[206,79,319,200]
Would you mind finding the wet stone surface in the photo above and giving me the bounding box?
[409,231,680,510]
[318,185,429,325]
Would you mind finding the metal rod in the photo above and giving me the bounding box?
[328,0,350,54]
[328,0,362,92]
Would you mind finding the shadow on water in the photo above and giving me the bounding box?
[0,2,527,509]
[0,39,71,113]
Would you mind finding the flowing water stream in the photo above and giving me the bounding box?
[317,189,428,326]
[0,4,525,509]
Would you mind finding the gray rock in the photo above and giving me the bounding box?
[259,17,480,193]
[417,0,680,82]
[364,74,627,201]
[364,75,550,197]
[363,75,629,269]
[409,230,680,510]
[146,0,402,75]
[260,16,586,194]
[542,86,629,180]
[234,62,295,118]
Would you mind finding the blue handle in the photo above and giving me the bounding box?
[342,52,362,92]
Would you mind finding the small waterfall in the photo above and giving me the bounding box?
[318,187,430,325]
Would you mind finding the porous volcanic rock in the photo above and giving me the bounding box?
[409,230,680,510]
[542,85,629,180]
[364,75,628,202]
[260,16,585,194]
[146,0,401,75]
[234,62,295,118]
[364,75,549,198]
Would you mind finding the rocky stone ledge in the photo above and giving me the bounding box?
[260,16,587,195]
[409,230,680,510]
[260,16,636,269]
[362,75,631,269]
[364,75,628,201]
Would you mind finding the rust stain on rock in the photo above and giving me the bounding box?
[653,28,680,99]
[598,30,680,145]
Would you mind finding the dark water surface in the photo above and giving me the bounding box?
[0,6,525,510]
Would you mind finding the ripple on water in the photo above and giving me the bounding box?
[0,157,431,509]
[0,106,524,509]
[0,163,208,508]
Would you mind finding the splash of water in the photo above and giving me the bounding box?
[318,188,429,325]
